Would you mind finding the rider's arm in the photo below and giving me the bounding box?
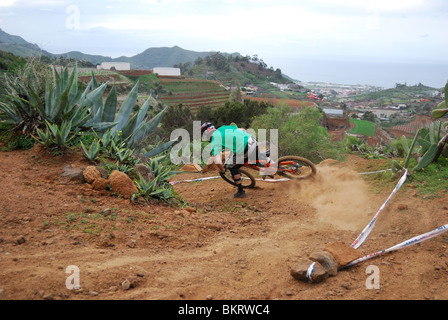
[202,154,225,173]
[213,154,225,173]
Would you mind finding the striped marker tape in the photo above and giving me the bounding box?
[307,262,316,280]
[170,176,220,186]
[345,224,448,268]
[351,169,409,249]
[359,169,392,175]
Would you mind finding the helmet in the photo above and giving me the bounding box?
[201,122,215,136]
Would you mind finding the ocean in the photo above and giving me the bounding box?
[280,58,448,89]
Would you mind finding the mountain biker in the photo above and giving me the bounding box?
[201,122,274,198]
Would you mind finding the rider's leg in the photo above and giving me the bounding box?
[230,165,246,198]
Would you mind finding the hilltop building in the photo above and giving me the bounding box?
[97,62,131,71]
[153,67,181,77]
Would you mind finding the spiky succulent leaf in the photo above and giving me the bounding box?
[113,81,139,134]
[141,139,178,158]
[102,85,117,123]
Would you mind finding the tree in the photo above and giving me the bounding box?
[195,100,271,129]
[160,104,195,140]
[362,111,376,123]
[251,104,341,163]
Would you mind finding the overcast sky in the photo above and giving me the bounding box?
[1,0,447,86]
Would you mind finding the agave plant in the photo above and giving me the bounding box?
[0,63,117,135]
[85,73,179,158]
[33,120,78,149]
[0,60,49,134]
[81,138,101,162]
[133,158,180,201]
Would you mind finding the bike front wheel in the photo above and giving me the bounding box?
[277,156,317,180]
[220,168,256,189]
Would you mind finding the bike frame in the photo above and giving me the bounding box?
[241,159,300,176]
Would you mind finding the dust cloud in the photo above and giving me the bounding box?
[290,164,375,231]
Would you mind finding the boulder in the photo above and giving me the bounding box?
[323,242,359,267]
[290,259,329,283]
[108,171,138,199]
[96,167,109,179]
[92,178,109,191]
[132,164,155,183]
[62,165,86,182]
[309,251,339,277]
[83,166,102,184]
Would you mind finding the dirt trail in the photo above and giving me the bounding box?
[0,146,448,301]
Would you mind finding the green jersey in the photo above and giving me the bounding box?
[210,126,252,156]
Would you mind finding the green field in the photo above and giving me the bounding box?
[348,119,376,136]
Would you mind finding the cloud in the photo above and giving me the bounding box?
[0,0,19,7]
[0,0,67,7]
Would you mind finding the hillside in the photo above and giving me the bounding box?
[183,53,291,88]
[0,50,27,97]
[0,28,51,57]
[0,50,26,74]
[0,29,242,70]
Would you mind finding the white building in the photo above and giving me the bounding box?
[97,62,131,71]
[153,67,181,77]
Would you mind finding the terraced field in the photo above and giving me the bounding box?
[388,115,438,138]
[157,78,230,113]
[245,96,316,109]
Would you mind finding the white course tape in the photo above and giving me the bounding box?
[345,224,448,268]
[170,176,220,186]
[359,169,392,175]
[351,169,409,249]
[306,262,316,280]
[171,176,292,186]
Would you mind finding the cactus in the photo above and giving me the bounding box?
[403,130,420,169]
[431,82,448,119]
[414,143,439,171]
[391,160,403,174]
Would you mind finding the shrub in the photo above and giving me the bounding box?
[251,104,342,163]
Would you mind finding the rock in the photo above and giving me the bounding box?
[132,164,155,182]
[180,164,203,172]
[109,286,118,292]
[92,178,109,191]
[398,204,409,211]
[126,276,140,288]
[16,236,26,245]
[121,279,131,290]
[108,170,138,199]
[102,208,112,217]
[43,293,54,300]
[62,165,86,182]
[290,259,329,283]
[96,167,109,179]
[309,251,339,277]
[323,242,359,267]
[83,166,102,184]
[127,239,137,248]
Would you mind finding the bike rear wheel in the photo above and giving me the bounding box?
[220,168,256,189]
[277,156,316,180]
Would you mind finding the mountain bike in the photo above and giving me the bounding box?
[219,150,317,189]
